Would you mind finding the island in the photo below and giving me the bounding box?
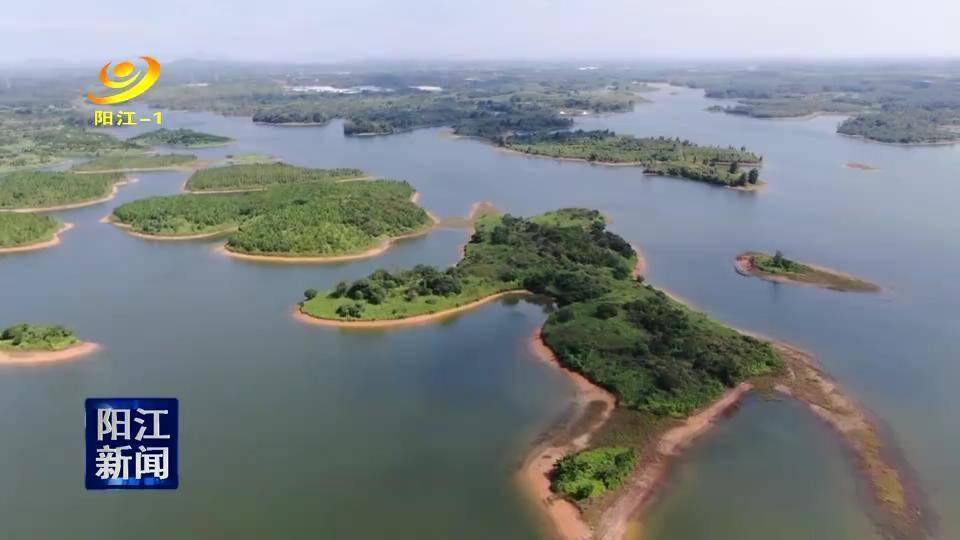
[184,162,365,193]
[128,128,234,148]
[0,213,71,253]
[0,170,128,211]
[296,208,925,540]
[110,177,435,260]
[222,153,279,165]
[0,323,98,363]
[735,250,881,292]
[503,130,763,188]
[72,153,198,173]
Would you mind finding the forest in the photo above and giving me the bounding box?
[505,130,762,187]
[185,163,365,192]
[72,153,197,172]
[128,128,234,148]
[0,170,125,209]
[112,179,431,256]
[0,213,60,248]
[0,323,78,351]
[303,208,781,414]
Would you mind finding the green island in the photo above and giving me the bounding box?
[504,130,762,187]
[676,67,960,144]
[128,128,234,148]
[184,162,365,192]
[0,170,126,210]
[72,153,198,173]
[0,213,61,249]
[735,250,881,292]
[298,208,920,538]
[0,323,78,351]
[111,178,432,257]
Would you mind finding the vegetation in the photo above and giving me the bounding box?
[302,208,782,416]
[185,163,364,192]
[0,213,60,248]
[0,323,78,351]
[128,128,234,148]
[223,153,277,164]
[506,130,762,187]
[673,67,960,144]
[0,170,125,209]
[0,107,139,171]
[837,111,960,144]
[739,251,880,292]
[72,153,197,172]
[112,179,431,255]
[551,447,636,500]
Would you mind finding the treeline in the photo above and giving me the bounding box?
[0,323,78,350]
[128,128,233,148]
[185,163,365,192]
[113,179,431,255]
[72,153,197,172]
[0,170,124,209]
[506,130,762,187]
[838,109,960,143]
[0,213,60,248]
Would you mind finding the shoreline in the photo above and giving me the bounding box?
[519,329,617,540]
[0,341,99,365]
[0,177,135,213]
[101,214,235,240]
[734,251,881,292]
[0,222,74,254]
[293,290,531,328]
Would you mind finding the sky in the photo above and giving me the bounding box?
[2,0,959,65]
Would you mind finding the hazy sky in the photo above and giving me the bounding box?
[3,0,958,64]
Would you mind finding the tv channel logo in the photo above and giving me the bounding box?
[85,398,179,489]
[86,56,161,105]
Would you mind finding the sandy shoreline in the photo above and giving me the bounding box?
[734,251,881,292]
[1,177,135,213]
[520,329,617,540]
[0,222,74,254]
[0,341,99,365]
[102,214,234,241]
[293,290,531,328]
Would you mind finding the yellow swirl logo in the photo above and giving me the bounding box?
[87,56,161,105]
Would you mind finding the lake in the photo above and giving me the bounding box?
[1,85,957,539]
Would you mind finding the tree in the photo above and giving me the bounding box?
[595,303,619,319]
[728,161,739,174]
[304,288,318,300]
[747,169,759,184]
[773,250,786,266]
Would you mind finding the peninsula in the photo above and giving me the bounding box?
[735,250,881,292]
[503,130,763,188]
[0,170,128,211]
[0,323,98,364]
[297,208,925,540]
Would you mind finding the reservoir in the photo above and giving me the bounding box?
[1,85,956,539]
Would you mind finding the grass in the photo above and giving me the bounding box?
[72,153,197,172]
[0,213,60,248]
